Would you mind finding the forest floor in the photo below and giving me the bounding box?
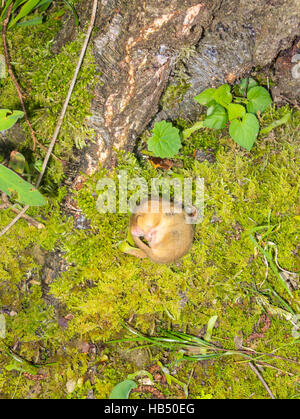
[0,5,299,399]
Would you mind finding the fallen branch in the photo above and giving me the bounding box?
[0,205,29,237]
[248,361,275,399]
[279,94,300,112]
[10,206,44,229]
[249,360,295,377]
[0,194,44,229]
[0,0,98,238]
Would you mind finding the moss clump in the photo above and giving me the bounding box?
[1,107,299,398]
[160,81,191,112]
[160,47,196,112]
[0,6,299,398]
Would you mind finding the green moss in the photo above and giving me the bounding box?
[160,47,195,112]
[160,81,191,111]
[0,8,299,398]
[0,4,97,189]
[1,107,300,397]
[46,110,299,398]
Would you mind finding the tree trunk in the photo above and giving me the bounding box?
[53,0,300,178]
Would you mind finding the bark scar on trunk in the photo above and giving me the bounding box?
[81,2,208,176]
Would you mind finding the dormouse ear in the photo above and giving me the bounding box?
[184,205,198,224]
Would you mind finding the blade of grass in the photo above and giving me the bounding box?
[9,0,41,28]
[163,329,216,347]
[16,15,43,26]
[34,0,53,11]
[183,353,225,361]
[260,112,291,135]
[182,120,204,140]
[63,0,79,25]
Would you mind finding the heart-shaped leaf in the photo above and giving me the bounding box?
[0,164,46,206]
[228,103,246,121]
[109,380,137,399]
[229,113,259,151]
[238,78,258,96]
[194,88,216,106]
[203,104,228,129]
[0,109,24,131]
[213,84,232,108]
[148,121,181,158]
[247,86,272,114]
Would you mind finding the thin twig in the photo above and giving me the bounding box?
[0,0,98,237]
[9,207,45,229]
[278,94,300,112]
[242,347,300,365]
[33,142,63,162]
[252,360,295,377]
[248,362,275,399]
[0,205,29,237]
[0,194,44,228]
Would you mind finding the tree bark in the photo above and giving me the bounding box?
[77,0,221,175]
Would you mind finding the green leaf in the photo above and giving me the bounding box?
[203,104,228,129]
[0,1,26,22]
[201,315,218,355]
[238,78,258,96]
[260,112,291,134]
[247,86,272,114]
[34,0,53,11]
[227,103,246,121]
[0,0,14,20]
[0,164,46,206]
[182,120,204,139]
[229,113,259,151]
[204,315,218,342]
[16,16,43,26]
[148,121,181,158]
[206,103,216,115]
[9,0,41,28]
[213,84,232,108]
[109,380,137,399]
[0,109,24,131]
[12,0,29,12]
[194,88,216,106]
[62,0,79,26]
[119,240,135,253]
